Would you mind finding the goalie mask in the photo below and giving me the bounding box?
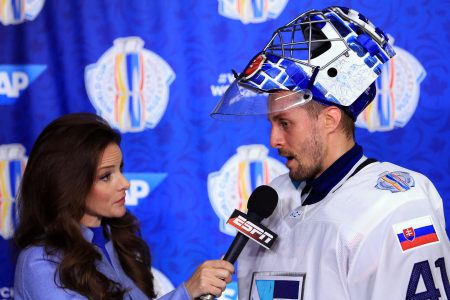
[211,6,396,120]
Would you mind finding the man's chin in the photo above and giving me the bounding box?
[289,170,302,182]
[289,169,314,182]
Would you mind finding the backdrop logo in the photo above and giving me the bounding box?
[0,287,13,299]
[124,172,167,206]
[0,0,45,25]
[210,72,235,97]
[0,65,46,105]
[218,0,288,24]
[207,144,287,236]
[85,36,175,133]
[0,144,27,240]
[356,45,426,132]
[152,267,175,297]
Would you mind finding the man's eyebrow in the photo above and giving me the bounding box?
[268,112,286,122]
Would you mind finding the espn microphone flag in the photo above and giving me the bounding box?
[227,209,278,249]
[393,216,440,252]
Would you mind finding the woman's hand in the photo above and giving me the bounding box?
[184,260,234,299]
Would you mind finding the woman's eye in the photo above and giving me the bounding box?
[99,173,111,182]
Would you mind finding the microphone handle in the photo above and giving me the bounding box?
[198,213,262,299]
[198,234,249,299]
[222,233,249,263]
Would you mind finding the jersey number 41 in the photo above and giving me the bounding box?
[407,257,450,299]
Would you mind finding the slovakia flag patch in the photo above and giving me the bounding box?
[393,216,440,252]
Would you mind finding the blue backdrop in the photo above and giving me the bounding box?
[0,0,449,299]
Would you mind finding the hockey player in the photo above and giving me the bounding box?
[211,6,450,300]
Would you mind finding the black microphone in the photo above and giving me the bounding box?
[199,185,278,300]
[222,184,278,263]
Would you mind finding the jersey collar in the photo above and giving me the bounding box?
[299,143,363,206]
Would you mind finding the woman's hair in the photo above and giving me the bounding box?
[14,113,156,299]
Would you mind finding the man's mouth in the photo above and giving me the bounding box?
[279,151,295,162]
[281,153,296,165]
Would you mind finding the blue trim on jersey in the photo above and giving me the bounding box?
[302,144,363,206]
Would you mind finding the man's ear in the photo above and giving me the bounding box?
[321,106,342,133]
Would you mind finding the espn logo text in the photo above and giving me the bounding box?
[227,210,277,249]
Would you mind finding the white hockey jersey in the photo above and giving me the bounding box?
[238,157,450,300]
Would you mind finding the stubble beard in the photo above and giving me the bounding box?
[288,130,323,182]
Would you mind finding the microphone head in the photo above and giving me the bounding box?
[247,185,278,219]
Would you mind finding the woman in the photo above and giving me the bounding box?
[14,113,233,299]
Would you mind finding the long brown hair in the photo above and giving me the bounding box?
[14,113,156,299]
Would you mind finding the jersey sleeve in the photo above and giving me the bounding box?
[347,196,450,300]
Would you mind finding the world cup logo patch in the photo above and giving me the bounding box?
[207,144,287,236]
[85,36,175,133]
[0,144,27,240]
[375,171,415,193]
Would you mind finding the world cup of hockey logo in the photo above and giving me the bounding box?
[0,0,45,26]
[115,49,145,130]
[218,0,289,24]
[207,144,287,236]
[85,37,175,133]
[356,43,426,132]
[375,171,415,193]
[0,144,27,240]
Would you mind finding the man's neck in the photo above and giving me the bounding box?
[318,138,355,179]
[301,143,364,206]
